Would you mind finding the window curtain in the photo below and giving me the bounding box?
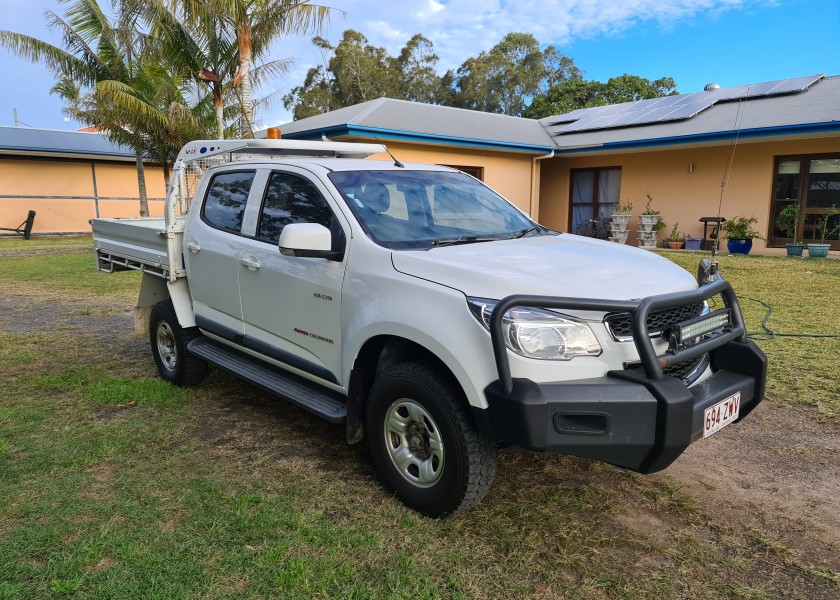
[597,169,621,219]
[572,170,594,233]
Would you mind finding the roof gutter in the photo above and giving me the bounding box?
[284,124,556,155]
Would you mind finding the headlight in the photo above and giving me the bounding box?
[468,298,602,360]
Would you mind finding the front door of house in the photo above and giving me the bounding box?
[769,155,840,250]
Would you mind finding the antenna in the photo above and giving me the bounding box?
[709,85,750,278]
[373,137,404,168]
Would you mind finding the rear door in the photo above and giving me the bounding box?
[184,169,258,339]
[237,168,348,384]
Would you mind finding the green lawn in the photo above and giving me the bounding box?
[661,250,840,416]
[0,239,837,599]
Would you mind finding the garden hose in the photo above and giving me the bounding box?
[736,295,840,340]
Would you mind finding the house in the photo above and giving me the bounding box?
[4,73,838,249]
[0,127,166,235]
[274,74,840,251]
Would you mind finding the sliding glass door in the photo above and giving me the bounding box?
[769,155,840,249]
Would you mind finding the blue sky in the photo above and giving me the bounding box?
[1,0,838,131]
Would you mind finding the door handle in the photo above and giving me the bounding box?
[240,257,261,271]
[186,240,201,253]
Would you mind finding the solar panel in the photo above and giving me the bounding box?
[546,74,824,134]
[759,74,822,95]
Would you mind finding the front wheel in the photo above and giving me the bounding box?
[366,361,497,517]
[149,301,207,387]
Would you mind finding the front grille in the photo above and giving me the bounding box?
[625,352,709,386]
[663,353,707,383]
[604,302,705,340]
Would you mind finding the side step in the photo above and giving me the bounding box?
[188,337,347,423]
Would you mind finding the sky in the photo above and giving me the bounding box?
[0,0,838,131]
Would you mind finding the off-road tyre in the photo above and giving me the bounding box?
[149,300,207,387]
[366,361,497,517]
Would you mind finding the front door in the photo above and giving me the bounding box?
[237,169,347,384]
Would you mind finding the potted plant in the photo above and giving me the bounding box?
[722,215,761,255]
[775,204,804,256]
[666,222,685,249]
[609,200,632,244]
[807,204,840,258]
[637,194,662,248]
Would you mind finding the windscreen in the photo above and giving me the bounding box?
[328,170,535,250]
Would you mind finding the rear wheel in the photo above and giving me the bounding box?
[149,301,207,387]
[366,361,497,517]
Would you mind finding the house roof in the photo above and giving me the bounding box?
[273,74,840,156]
[276,97,556,154]
[545,74,840,154]
[0,126,136,161]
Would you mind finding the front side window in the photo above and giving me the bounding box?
[202,171,255,233]
[257,172,334,244]
[328,170,536,250]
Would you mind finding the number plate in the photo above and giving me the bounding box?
[703,392,741,438]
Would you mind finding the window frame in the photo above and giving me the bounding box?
[437,165,484,181]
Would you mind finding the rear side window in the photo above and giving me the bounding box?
[202,171,255,233]
[257,171,334,243]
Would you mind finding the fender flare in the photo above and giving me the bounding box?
[137,274,195,328]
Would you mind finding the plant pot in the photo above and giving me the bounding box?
[685,237,702,251]
[610,215,631,232]
[637,231,657,241]
[727,238,753,255]
[667,241,685,250]
[639,214,660,227]
[785,243,805,257]
[610,231,629,244]
[637,237,658,248]
[806,243,830,258]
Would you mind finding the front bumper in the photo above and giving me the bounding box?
[474,274,767,474]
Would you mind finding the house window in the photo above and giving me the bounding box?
[569,167,621,234]
[438,165,483,180]
[769,154,840,248]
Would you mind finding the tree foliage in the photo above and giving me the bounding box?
[524,74,679,118]
[284,29,442,120]
[448,33,581,116]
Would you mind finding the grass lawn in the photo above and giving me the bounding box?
[0,238,837,599]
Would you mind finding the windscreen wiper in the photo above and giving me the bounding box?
[431,236,500,247]
[511,225,539,239]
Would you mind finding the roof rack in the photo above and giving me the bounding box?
[174,139,386,165]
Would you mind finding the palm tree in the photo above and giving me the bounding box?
[144,0,239,139]
[179,0,334,134]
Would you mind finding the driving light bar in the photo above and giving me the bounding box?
[674,309,731,347]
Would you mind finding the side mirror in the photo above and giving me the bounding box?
[279,223,338,260]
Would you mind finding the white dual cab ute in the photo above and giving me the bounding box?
[92,138,767,517]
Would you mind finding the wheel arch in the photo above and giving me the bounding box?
[345,335,473,445]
